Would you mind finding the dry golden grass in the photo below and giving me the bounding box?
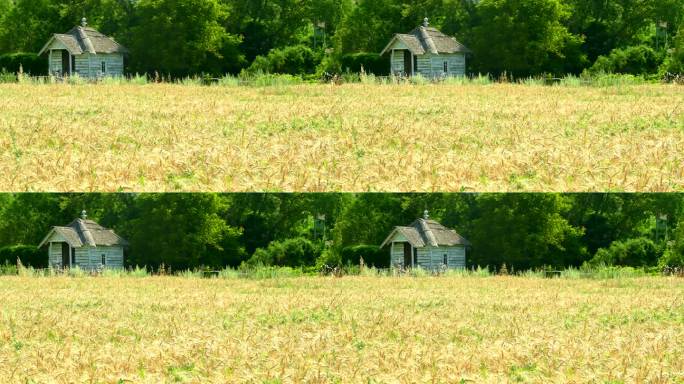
[0,83,682,192]
[1,276,683,383]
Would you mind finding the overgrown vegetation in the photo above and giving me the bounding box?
[1,194,683,272]
[0,0,682,78]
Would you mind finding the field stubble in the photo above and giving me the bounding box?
[0,83,682,192]
[0,276,683,383]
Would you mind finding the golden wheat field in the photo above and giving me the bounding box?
[1,276,683,383]
[0,83,683,192]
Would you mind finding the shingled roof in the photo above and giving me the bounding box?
[381,218,470,248]
[380,21,471,56]
[39,26,128,56]
[39,218,128,248]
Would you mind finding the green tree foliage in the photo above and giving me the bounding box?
[127,0,243,75]
[340,245,387,268]
[663,24,684,73]
[660,220,684,266]
[468,0,585,76]
[0,0,681,76]
[589,238,661,267]
[247,44,317,75]
[124,194,244,270]
[0,52,45,75]
[0,193,681,271]
[589,45,662,74]
[248,237,320,267]
[566,0,684,61]
[467,194,586,270]
[0,245,44,268]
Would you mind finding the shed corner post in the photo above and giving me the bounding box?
[411,52,415,76]
[390,49,394,75]
[390,241,394,267]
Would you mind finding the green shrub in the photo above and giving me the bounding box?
[662,26,684,74]
[0,69,16,83]
[660,222,684,267]
[340,245,388,268]
[0,53,45,76]
[247,237,320,267]
[0,245,45,268]
[339,53,389,76]
[588,238,662,267]
[0,261,18,275]
[247,45,318,75]
[589,45,662,75]
[659,248,684,267]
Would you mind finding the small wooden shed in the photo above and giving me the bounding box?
[381,211,469,270]
[38,18,127,78]
[38,211,127,270]
[380,18,470,78]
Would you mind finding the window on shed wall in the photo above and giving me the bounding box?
[101,254,106,266]
[101,61,107,74]
[443,254,448,266]
[443,61,448,73]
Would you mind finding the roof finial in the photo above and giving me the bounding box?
[81,210,87,220]
[424,210,430,220]
[423,17,429,28]
[81,17,88,27]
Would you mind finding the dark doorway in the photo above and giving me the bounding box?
[61,243,70,267]
[61,50,70,75]
[403,243,412,267]
[403,50,412,75]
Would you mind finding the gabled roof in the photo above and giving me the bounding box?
[39,26,128,56]
[381,218,470,248]
[39,218,128,248]
[381,25,471,56]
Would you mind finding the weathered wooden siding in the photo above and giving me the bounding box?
[48,242,63,267]
[390,242,405,267]
[390,245,466,270]
[68,246,124,270]
[448,246,466,269]
[415,246,466,270]
[416,55,432,76]
[390,50,407,75]
[417,248,431,268]
[48,50,65,75]
[415,53,466,78]
[47,245,125,270]
[90,246,124,269]
[74,247,90,268]
[97,54,125,77]
[74,55,90,76]
[73,53,124,78]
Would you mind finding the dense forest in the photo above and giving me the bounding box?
[0,194,682,271]
[0,0,682,77]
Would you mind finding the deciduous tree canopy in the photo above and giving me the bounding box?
[0,0,681,76]
[0,194,682,271]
